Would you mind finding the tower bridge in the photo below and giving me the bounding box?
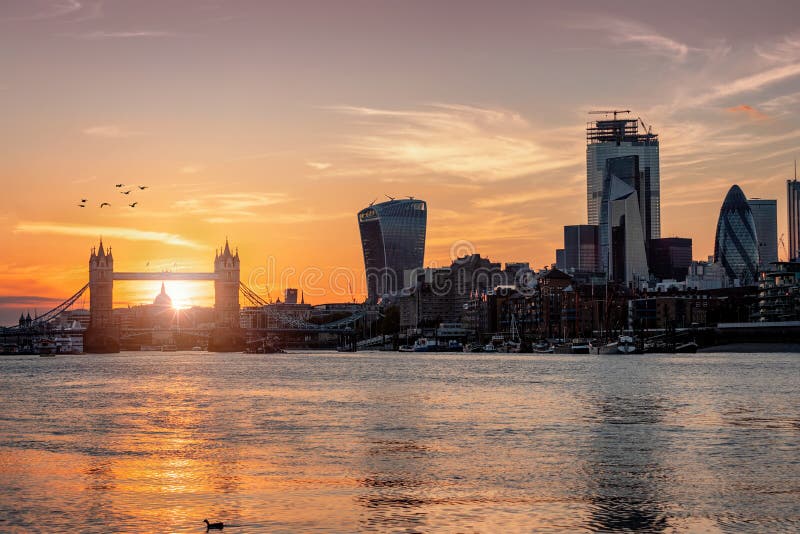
[85,239,242,352]
[3,239,362,353]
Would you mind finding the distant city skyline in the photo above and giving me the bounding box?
[1,1,799,322]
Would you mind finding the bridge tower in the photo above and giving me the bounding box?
[214,239,240,328]
[85,240,119,352]
[89,240,114,327]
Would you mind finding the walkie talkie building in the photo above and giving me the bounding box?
[358,198,427,302]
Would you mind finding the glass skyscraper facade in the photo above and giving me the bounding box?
[714,185,759,285]
[358,198,427,302]
[748,198,778,269]
[587,116,660,275]
[788,178,800,261]
[563,225,599,273]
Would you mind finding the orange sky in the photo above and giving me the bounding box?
[2,1,800,323]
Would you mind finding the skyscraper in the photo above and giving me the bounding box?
[649,238,693,281]
[358,197,427,302]
[587,114,660,255]
[598,154,652,274]
[607,175,649,285]
[788,174,800,261]
[714,185,759,285]
[748,199,778,269]
[563,225,599,272]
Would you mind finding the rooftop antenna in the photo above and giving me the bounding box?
[385,194,395,201]
[369,198,376,206]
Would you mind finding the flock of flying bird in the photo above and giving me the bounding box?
[77,183,149,209]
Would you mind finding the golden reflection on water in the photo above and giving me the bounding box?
[0,351,798,532]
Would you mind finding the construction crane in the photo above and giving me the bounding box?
[589,109,631,120]
[638,116,653,135]
[779,233,788,262]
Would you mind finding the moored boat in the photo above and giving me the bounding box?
[412,338,436,352]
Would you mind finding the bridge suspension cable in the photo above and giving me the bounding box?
[238,282,366,330]
[5,283,89,329]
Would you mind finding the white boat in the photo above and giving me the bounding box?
[412,338,436,352]
[483,343,498,353]
[571,338,592,354]
[617,335,637,354]
[36,338,57,355]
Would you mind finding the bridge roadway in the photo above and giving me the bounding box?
[113,272,218,281]
[118,326,354,337]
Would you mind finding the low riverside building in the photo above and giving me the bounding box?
[757,261,800,321]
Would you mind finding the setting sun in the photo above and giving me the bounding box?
[118,280,213,311]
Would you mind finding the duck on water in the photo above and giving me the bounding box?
[204,519,224,530]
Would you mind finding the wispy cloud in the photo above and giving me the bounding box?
[472,183,582,209]
[172,192,289,223]
[269,211,350,224]
[330,104,580,182]
[1,0,89,22]
[77,30,173,40]
[180,165,204,174]
[306,161,332,171]
[756,33,800,64]
[759,90,800,114]
[570,17,693,61]
[0,295,63,305]
[14,222,203,249]
[726,104,769,121]
[82,124,142,138]
[693,62,800,105]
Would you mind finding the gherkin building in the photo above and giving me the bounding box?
[714,185,759,285]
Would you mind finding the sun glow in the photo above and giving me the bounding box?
[163,282,203,310]
[118,280,215,310]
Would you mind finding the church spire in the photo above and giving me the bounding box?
[223,238,231,257]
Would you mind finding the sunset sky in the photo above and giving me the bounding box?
[2,0,799,323]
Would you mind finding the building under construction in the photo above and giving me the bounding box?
[586,111,661,275]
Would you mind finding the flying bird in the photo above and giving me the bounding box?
[121,190,132,195]
[138,185,148,190]
[115,184,124,188]
[78,204,85,208]
[100,202,111,208]
[81,198,87,203]
[129,202,138,208]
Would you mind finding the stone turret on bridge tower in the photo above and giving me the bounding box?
[89,240,114,328]
[85,239,119,352]
[214,239,240,329]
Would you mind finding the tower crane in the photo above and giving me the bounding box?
[779,233,788,262]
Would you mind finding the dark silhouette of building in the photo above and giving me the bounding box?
[358,198,427,302]
[714,185,759,286]
[563,225,599,273]
[649,238,692,281]
[587,114,660,251]
[787,174,800,260]
[748,198,778,269]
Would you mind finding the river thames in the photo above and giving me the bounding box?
[0,351,797,532]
